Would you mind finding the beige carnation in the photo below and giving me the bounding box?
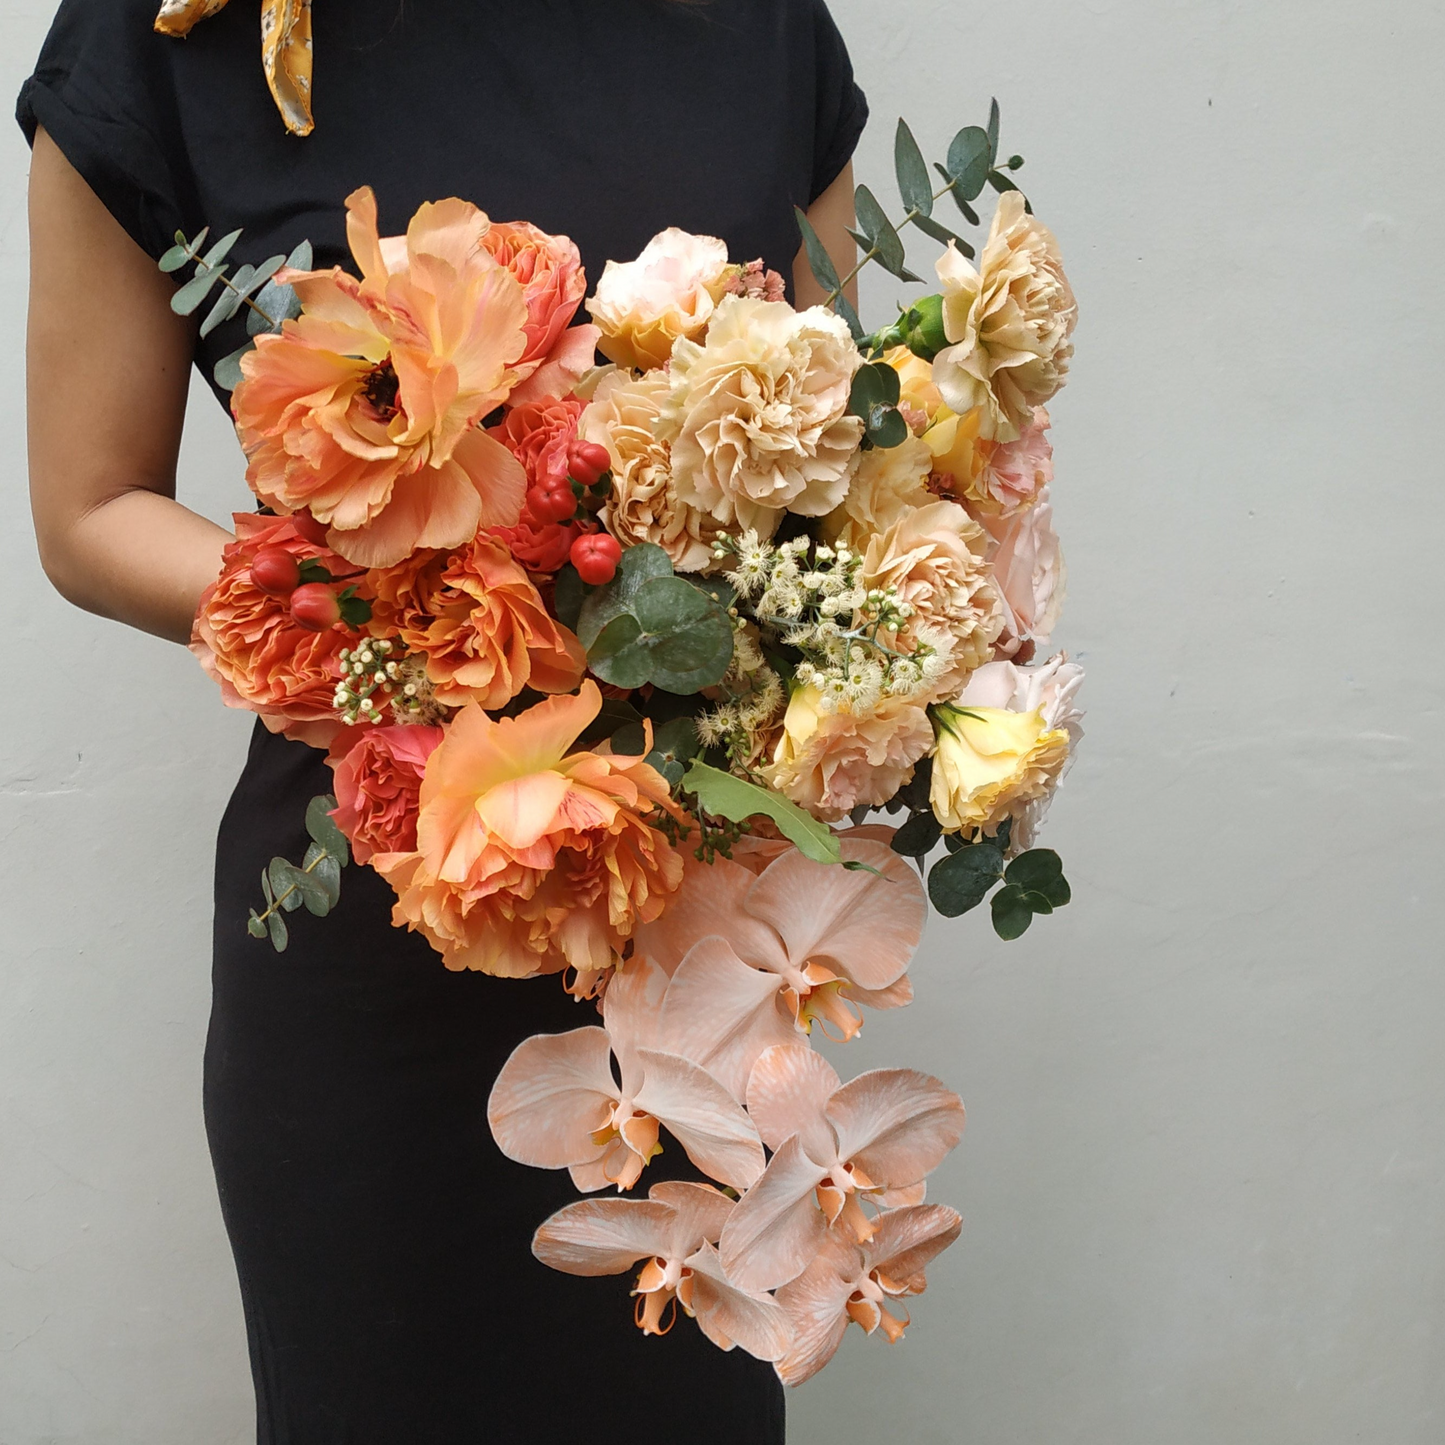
[587,228,733,372]
[580,370,720,573]
[932,192,1077,441]
[764,685,933,823]
[859,499,1002,696]
[663,295,865,537]
[823,433,934,540]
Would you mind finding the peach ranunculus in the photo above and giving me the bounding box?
[326,722,444,863]
[373,682,684,980]
[192,512,355,748]
[763,685,934,823]
[587,228,733,371]
[232,187,530,569]
[663,295,865,536]
[932,192,1077,442]
[580,369,721,573]
[979,486,1066,662]
[853,499,1003,698]
[479,221,601,407]
[366,534,586,709]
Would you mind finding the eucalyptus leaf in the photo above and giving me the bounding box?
[946,126,993,202]
[587,615,651,689]
[248,240,312,335]
[214,342,255,392]
[1005,848,1071,908]
[632,577,734,693]
[247,911,267,939]
[203,228,244,268]
[171,264,228,317]
[867,407,909,450]
[894,118,933,217]
[307,850,343,910]
[990,884,1034,940]
[794,206,842,295]
[928,841,1005,916]
[268,858,305,913]
[199,263,254,339]
[913,212,975,259]
[266,910,290,952]
[836,293,865,343]
[986,98,1001,165]
[289,866,335,918]
[159,240,195,274]
[682,761,841,866]
[260,867,274,905]
[305,794,350,867]
[1019,889,1054,915]
[935,165,982,226]
[610,721,647,756]
[853,184,908,279]
[890,810,943,859]
[896,756,933,812]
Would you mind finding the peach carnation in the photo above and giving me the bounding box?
[980,487,1066,662]
[366,534,585,709]
[373,682,684,979]
[232,187,530,568]
[580,370,721,573]
[933,192,1077,441]
[663,295,864,536]
[327,722,443,863]
[191,512,355,748]
[587,228,733,371]
[763,685,934,823]
[824,433,934,539]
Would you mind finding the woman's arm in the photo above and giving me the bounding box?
[793,163,860,312]
[27,127,231,646]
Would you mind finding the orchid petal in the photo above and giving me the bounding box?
[744,1043,841,1156]
[773,1228,864,1386]
[848,975,915,1012]
[486,1027,617,1169]
[647,1181,736,1256]
[568,1157,613,1194]
[866,1204,963,1294]
[826,1068,966,1190]
[531,1197,675,1276]
[686,1243,795,1362]
[632,1049,764,1191]
[601,957,671,1080]
[634,852,786,974]
[718,1133,829,1293]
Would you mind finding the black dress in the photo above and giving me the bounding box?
[19,2,867,1440]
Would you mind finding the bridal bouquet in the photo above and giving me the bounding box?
[171,103,1080,1383]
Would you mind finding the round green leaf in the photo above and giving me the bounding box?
[890,811,943,859]
[990,884,1034,940]
[268,858,305,913]
[946,126,993,202]
[305,795,350,867]
[928,843,1004,917]
[1005,848,1071,908]
[633,577,734,692]
[247,912,267,939]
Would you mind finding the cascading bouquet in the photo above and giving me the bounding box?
[170,102,1079,1384]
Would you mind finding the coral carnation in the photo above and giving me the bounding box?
[192,512,355,748]
[373,683,684,979]
[327,723,444,863]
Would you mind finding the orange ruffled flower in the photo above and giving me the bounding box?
[374,682,684,980]
[191,512,354,749]
[367,534,586,709]
[232,187,531,569]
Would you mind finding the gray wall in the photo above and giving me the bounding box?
[2,1,1442,1441]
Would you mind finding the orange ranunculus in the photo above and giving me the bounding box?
[480,221,601,406]
[191,512,355,748]
[232,187,531,569]
[373,682,684,980]
[326,722,444,863]
[366,534,586,710]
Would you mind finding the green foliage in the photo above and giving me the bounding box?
[848,362,908,449]
[247,795,352,951]
[306,794,350,867]
[944,127,993,203]
[893,119,933,218]
[926,829,1072,940]
[889,809,942,859]
[577,544,734,694]
[851,184,920,283]
[927,835,1005,916]
[681,761,842,867]
[612,714,701,792]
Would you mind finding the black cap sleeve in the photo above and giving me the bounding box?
[17,0,192,260]
[808,0,869,204]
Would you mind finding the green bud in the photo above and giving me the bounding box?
[900,293,949,362]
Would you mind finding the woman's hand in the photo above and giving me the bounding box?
[26,128,232,645]
[792,163,860,313]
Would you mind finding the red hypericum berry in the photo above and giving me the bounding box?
[526,478,578,524]
[570,532,623,586]
[566,439,612,488]
[249,547,301,598]
[289,583,342,631]
[288,510,332,547]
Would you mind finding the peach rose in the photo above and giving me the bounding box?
[488,394,584,489]
[932,192,1077,441]
[367,535,586,709]
[192,512,356,748]
[663,296,864,535]
[326,722,444,863]
[373,682,684,979]
[587,228,733,371]
[580,369,721,573]
[233,187,529,568]
[980,487,1066,662]
[763,685,934,823]
[966,407,1053,517]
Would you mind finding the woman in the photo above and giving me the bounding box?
[19,0,867,1438]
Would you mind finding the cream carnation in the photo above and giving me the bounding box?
[580,370,721,573]
[932,192,1077,441]
[663,295,865,536]
[824,433,934,540]
[764,685,933,823]
[587,228,733,371]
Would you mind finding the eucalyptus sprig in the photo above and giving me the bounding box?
[247,795,352,953]
[160,228,313,390]
[794,98,1028,347]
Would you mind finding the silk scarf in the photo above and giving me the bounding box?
[155,0,315,137]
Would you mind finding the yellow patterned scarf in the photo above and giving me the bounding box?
[155,0,315,137]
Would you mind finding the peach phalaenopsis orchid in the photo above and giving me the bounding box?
[373,682,683,979]
[532,1181,793,1363]
[774,1204,962,1385]
[635,836,926,1050]
[233,188,598,569]
[488,957,765,1193]
[719,1044,965,1294]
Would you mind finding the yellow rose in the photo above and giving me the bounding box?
[929,703,1070,834]
[882,345,990,500]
